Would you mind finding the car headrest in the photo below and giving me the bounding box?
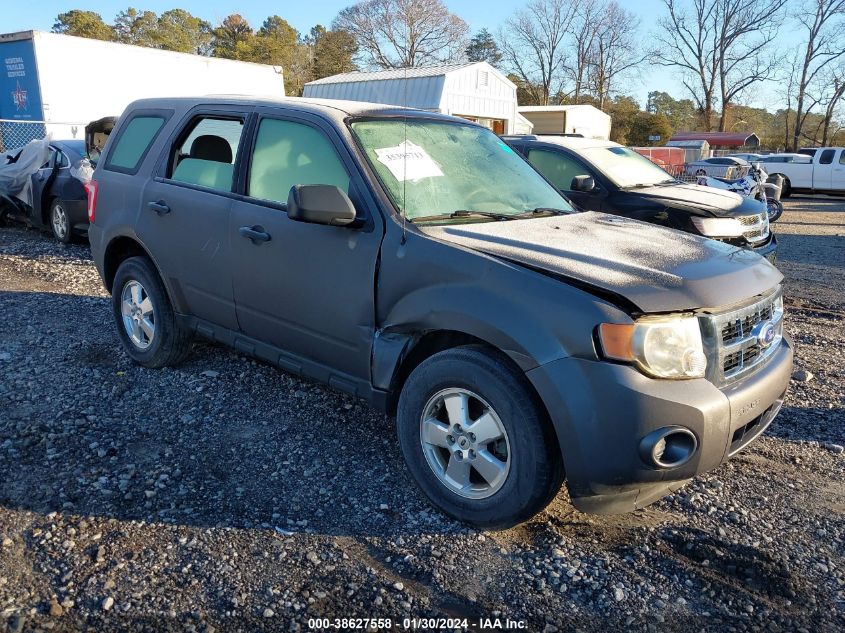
[190,135,232,164]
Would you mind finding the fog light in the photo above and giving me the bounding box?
[639,427,698,469]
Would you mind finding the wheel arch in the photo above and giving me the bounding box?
[378,329,562,461]
[102,235,175,305]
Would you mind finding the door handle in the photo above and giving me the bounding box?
[148,200,170,215]
[239,225,271,244]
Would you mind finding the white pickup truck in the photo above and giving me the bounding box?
[758,147,845,197]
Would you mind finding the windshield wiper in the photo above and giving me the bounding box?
[410,210,514,223]
[520,207,570,216]
[621,180,677,190]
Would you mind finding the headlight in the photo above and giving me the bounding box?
[690,216,744,238]
[598,316,707,379]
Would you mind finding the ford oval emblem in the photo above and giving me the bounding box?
[751,321,776,348]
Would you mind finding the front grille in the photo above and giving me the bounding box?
[700,286,784,385]
[738,212,769,244]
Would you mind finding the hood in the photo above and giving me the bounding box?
[419,212,782,313]
[628,182,748,216]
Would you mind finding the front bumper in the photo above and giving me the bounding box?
[526,334,793,514]
[751,233,778,263]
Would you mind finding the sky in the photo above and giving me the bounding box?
[3,0,800,111]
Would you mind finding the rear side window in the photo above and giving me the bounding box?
[247,118,350,205]
[168,116,244,192]
[106,116,165,172]
[528,149,588,191]
[819,149,835,165]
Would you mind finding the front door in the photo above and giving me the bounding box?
[815,149,837,190]
[230,112,384,383]
[526,147,603,211]
[136,109,249,330]
[29,147,58,227]
[827,149,845,191]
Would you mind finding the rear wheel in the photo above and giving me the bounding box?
[112,256,192,368]
[396,346,564,529]
[49,199,71,243]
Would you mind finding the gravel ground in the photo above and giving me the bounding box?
[0,197,843,632]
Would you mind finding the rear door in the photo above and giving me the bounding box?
[229,109,383,385]
[135,106,251,331]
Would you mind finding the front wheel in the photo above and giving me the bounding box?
[767,199,784,222]
[111,256,192,368]
[396,346,564,529]
[49,199,71,243]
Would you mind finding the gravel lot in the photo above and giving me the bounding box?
[0,197,843,632]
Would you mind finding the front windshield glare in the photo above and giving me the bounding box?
[350,119,574,221]
[582,146,676,188]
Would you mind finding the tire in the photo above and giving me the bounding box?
[49,198,72,243]
[767,199,784,222]
[111,256,192,368]
[396,346,564,529]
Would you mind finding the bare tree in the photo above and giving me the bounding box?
[498,0,578,105]
[588,2,646,111]
[333,0,468,69]
[712,0,788,131]
[821,65,845,144]
[792,0,845,150]
[779,56,801,149]
[566,0,602,103]
[653,0,720,129]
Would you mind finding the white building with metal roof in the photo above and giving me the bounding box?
[303,62,520,134]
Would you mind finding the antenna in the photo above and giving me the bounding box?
[400,64,408,245]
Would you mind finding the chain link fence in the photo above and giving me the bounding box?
[0,120,49,153]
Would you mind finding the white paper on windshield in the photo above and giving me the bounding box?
[375,141,443,182]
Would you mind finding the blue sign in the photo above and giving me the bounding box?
[0,39,44,121]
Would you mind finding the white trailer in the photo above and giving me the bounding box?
[1,30,285,147]
[517,105,612,140]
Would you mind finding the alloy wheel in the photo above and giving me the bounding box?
[120,280,155,349]
[51,203,68,239]
[419,388,511,499]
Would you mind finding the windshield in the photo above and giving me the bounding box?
[580,145,676,188]
[350,119,574,222]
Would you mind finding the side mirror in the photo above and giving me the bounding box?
[287,184,357,226]
[570,175,596,192]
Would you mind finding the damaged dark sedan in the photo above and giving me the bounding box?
[0,139,89,242]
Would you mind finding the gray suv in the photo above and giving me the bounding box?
[87,97,793,528]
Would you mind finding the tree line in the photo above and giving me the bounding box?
[52,0,845,149]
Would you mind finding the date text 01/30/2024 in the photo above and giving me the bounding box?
[307,617,528,630]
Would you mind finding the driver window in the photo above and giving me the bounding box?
[248,118,350,205]
[527,149,588,191]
